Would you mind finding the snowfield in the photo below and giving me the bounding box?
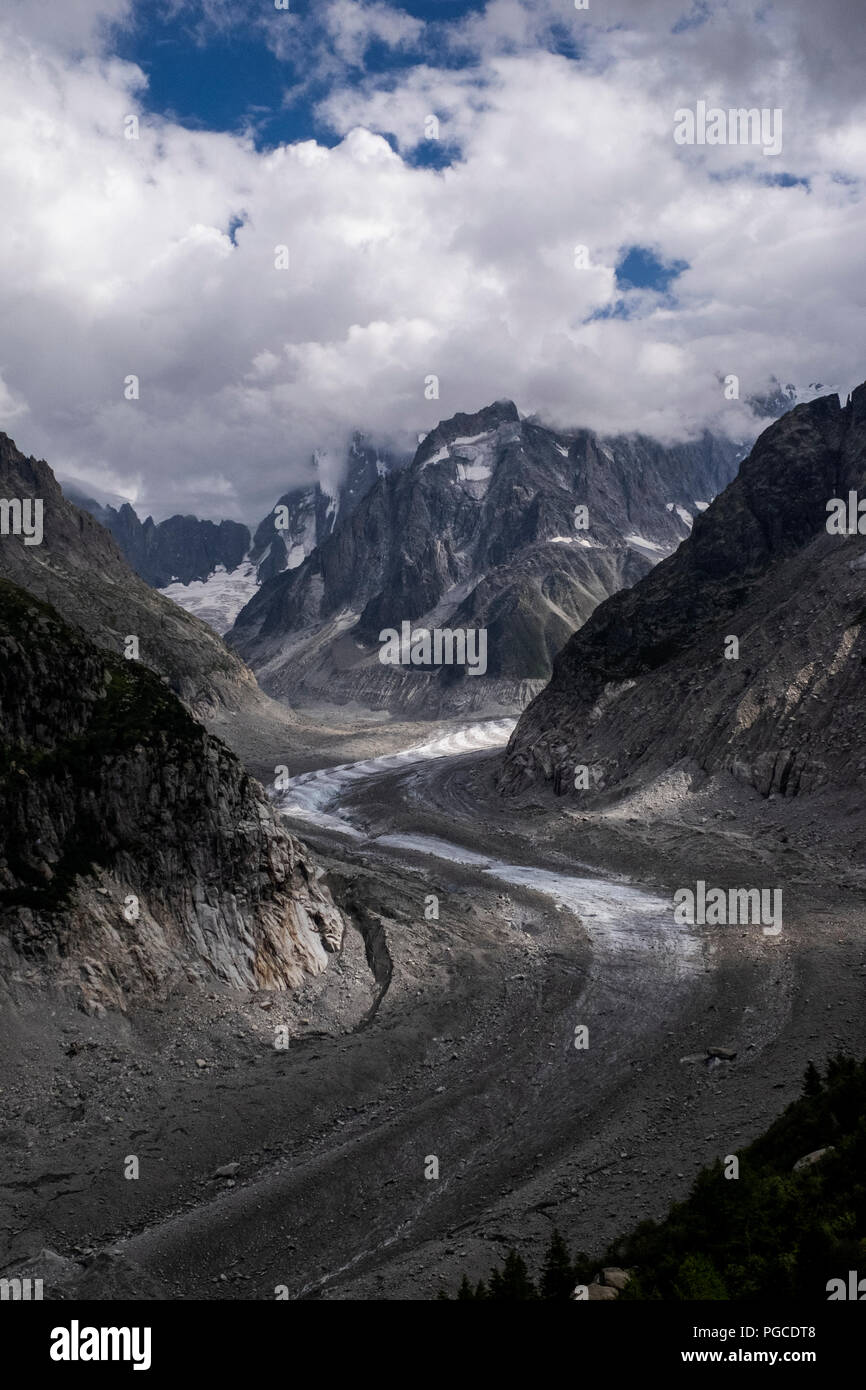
[160,560,259,635]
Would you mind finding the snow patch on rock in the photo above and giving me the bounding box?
[160,561,260,636]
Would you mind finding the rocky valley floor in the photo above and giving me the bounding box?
[1,703,864,1301]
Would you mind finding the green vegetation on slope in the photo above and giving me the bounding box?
[0,577,221,910]
[441,1055,866,1300]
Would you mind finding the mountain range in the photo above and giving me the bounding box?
[228,400,741,714]
[67,434,408,637]
[62,487,250,590]
[3,380,863,1304]
[499,383,866,802]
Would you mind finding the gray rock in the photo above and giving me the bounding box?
[230,402,739,715]
[0,579,348,1013]
[0,432,260,720]
[587,1281,619,1300]
[249,434,409,584]
[67,490,250,590]
[793,1146,834,1172]
[500,385,866,802]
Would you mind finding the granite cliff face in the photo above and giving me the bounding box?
[0,579,345,1014]
[249,433,408,583]
[499,385,866,800]
[230,401,739,714]
[65,490,250,589]
[68,436,407,594]
[0,434,260,719]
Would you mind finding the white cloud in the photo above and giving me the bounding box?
[324,0,424,68]
[5,0,132,52]
[0,371,29,425]
[0,1,864,523]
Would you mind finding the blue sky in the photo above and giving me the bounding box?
[111,1,673,290]
[0,0,863,518]
[113,1,492,149]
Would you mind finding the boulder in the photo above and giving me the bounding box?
[793,1146,834,1172]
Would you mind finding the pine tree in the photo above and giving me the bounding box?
[540,1228,574,1300]
[803,1059,823,1097]
[492,1249,537,1300]
[456,1274,475,1300]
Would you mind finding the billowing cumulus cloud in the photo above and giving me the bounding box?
[0,0,864,521]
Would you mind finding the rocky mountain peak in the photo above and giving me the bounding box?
[229,400,741,715]
[0,433,261,719]
[0,577,346,1014]
[66,488,251,590]
[499,383,866,801]
[415,399,521,467]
